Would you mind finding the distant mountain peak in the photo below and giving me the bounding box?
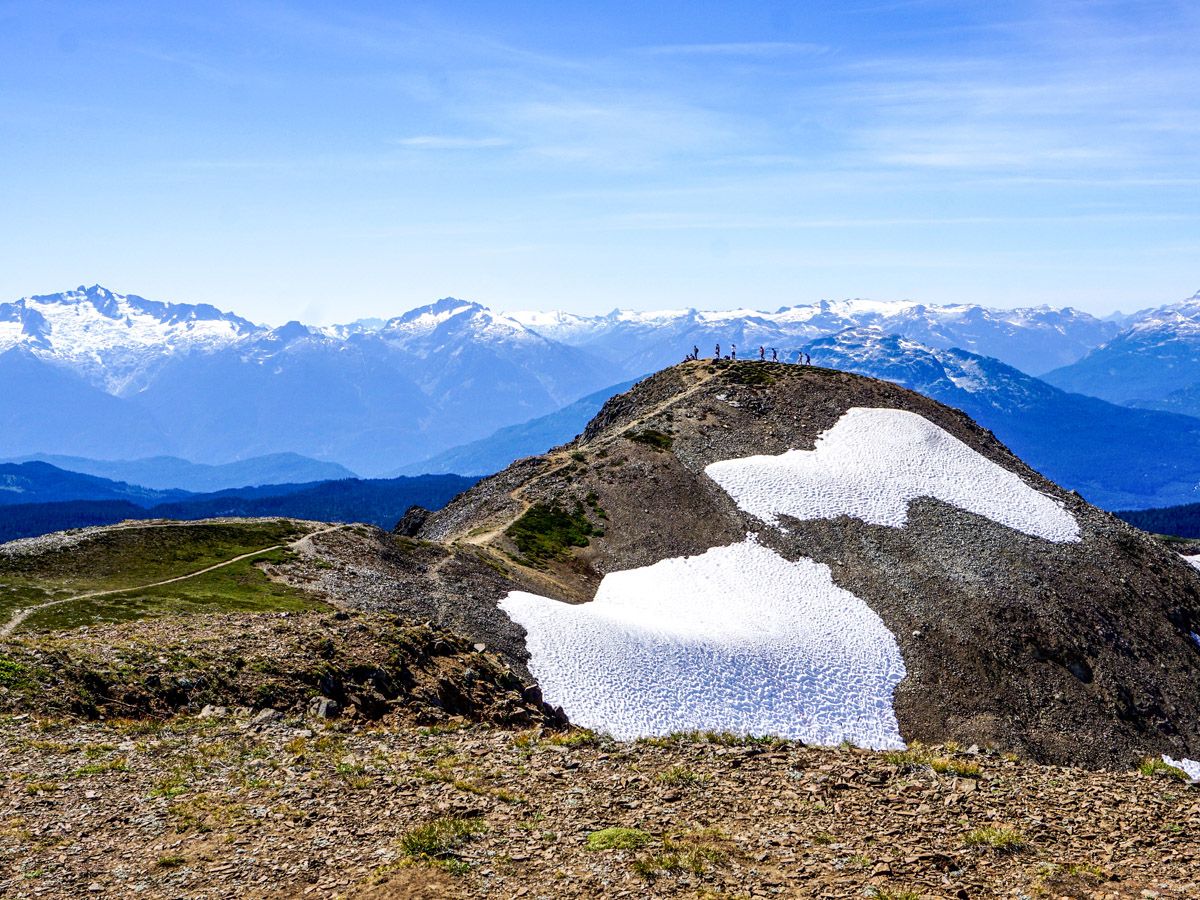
[393,297,483,323]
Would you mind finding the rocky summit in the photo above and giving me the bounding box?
[284,360,1200,771]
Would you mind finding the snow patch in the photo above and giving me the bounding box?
[705,407,1080,543]
[1163,755,1200,782]
[1182,554,1200,572]
[500,538,907,747]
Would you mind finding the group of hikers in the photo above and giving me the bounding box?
[682,343,812,365]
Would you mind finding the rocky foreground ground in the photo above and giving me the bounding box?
[1,709,1197,900]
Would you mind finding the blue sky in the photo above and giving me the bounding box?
[1,0,1198,323]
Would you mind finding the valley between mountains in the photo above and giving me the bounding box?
[2,359,1200,899]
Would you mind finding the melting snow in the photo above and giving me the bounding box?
[705,407,1080,543]
[1182,554,1200,572]
[1163,755,1200,782]
[500,539,907,747]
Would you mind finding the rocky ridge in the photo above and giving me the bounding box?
[272,361,1200,770]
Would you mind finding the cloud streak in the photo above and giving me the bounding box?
[393,135,511,150]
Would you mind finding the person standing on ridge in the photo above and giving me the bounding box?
[731,343,737,360]
[759,345,765,361]
[693,345,699,360]
[771,348,778,362]
[714,343,720,359]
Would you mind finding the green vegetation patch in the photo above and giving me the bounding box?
[963,826,1027,852]
[655,765,708,786]
[0,520,307,627]
[632,829,729,879]
[17,548,325,633]
[506,502,599,567]
[587,827,651,851]
[636,730,787,749]
[0,657,34,689]
[546,728,600,748]
[626,429,674,451]
[883,745,981,778]
[865,889,922,900]
[1138,757,1191,781]
[399,817,487,869]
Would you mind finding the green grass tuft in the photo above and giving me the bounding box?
[963,826,1027,852]
[586,827,651,851]
[546,728,599,748]
[399,817,487,862]
[655,765,707,786]
[865,888,921,900]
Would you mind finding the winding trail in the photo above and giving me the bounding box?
[0,524,344,638]
[459,364,720,553]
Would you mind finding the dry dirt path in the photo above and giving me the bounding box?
[0,524,344,637]
[459,364,720,552]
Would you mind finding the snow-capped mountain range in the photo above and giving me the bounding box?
[2,284,1199,478]
[1044,291,1200,414]
[508,298,1123,377]
[0,285,255,393]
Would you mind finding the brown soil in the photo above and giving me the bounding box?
[0,714,1196,899]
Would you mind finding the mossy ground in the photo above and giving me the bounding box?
[0,521,318,632]
[18,548,324,632]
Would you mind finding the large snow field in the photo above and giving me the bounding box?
[500,539,907,747]
[705,407,1080,543]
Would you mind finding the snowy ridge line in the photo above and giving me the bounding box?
[705,407,1080,543]
[500,538,906,747]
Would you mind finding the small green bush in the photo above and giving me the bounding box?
[626,429,674,451]
[506,503,598,567]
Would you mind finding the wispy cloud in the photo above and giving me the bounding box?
[393,135,511,150]
[640,41,829,57]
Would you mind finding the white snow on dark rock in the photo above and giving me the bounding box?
[705,407,1080,543]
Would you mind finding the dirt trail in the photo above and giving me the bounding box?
[0,524,344,637]
[458,364,719,554]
